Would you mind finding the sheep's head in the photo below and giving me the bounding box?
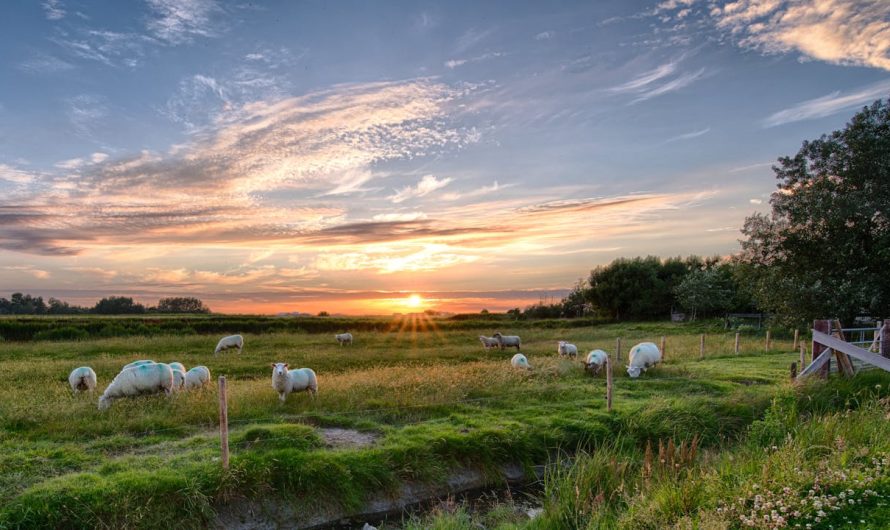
[271,363,289,377]
[493,332,502,338]
[98,396,110,411]
[626,365,642,378]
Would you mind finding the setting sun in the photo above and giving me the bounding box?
[404,294,424,308]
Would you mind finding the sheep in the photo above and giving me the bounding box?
[168,362,186,374]
[479,335,500,349]
[271,363,318,403]
[335,332,353,345]
[557,341,579,357]
[98,363,175,410]
[626,342,662,378]
[122,359,155,371]
[584,350,608,375]
[493,332,522,351]
[184,365,211,390]
[215,334,244,354]
[511,353,532,370]
[171,368,186,391]
[68,366,97,393]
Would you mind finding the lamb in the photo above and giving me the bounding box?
[335,332,353,346]
[68,366,97,393]
[479,335,500,349]
[626,342,662,378]
[98,362,175,410]
[493,332,522,351]
[215,334,244,354]
[511,353,532,370]
[184,366,211,390]
[584,350,608,375]
[271,363,318,402]
[557,341,579,357]
[168,362,186,374]
[122,359,155,371]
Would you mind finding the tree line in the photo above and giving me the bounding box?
[518,97,890,326]
[0,294,210,315]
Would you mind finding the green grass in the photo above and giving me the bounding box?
[0,322,875,528]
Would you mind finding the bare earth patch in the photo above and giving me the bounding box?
[318,428,379,449]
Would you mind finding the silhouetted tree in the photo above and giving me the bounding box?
[157,297,210,314]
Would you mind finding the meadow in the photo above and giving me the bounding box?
[0,320,887,529]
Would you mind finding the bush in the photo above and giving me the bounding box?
[32,326,90,341]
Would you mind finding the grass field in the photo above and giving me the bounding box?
[0,321,887,528]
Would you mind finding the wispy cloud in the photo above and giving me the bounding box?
[444,51,505,69]
[389,175,453,203]
[630,68,705,104]
[665,126,711,143]
[534,31,555,40]
[42,0,65,20]
[18,51,74,73]
[65,94,109,141]
[706,0,890,71]
[607,56,705,104]
[145,0,223,44]
[454,27,496,53]
[608,62,677,93]
[441,181,511,201]
[762,78,890,127]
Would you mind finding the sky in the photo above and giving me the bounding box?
[1,0,889,314]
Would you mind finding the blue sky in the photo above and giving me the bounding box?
[1,0,888,313]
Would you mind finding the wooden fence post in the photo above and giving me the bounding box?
[765,330,771,351]
[218,376,229,470]
[660,336,666,360]
[881,319,890,359]
[734,332,740,354]
[813,320,831,378]
[616,337,622,363]
[790,362,797,380]
[605,354,613,412]
[792,329,799,351]
[699,334,705,359]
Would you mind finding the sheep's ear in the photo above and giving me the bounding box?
[284,363,289,368]
[271,363,276,368]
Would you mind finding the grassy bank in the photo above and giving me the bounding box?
[0,324,871,528]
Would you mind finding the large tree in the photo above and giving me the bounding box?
[157,297,210,314]
[738,98,890,325]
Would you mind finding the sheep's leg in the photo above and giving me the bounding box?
[279,392,287,403]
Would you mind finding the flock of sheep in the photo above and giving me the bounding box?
[481,333,662,378]
[67,330,663,410]
[67,333,316,410]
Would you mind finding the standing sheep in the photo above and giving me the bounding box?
[626,342,662,378]
[98,363,175,410]
[493,332,522,351]
[68,366,97,393]
[184,366,211,390]
[122,359,155,371]
[171,368,186,391]
[215,334,244,354]
[335,332,353,346]
[511,353,532,370]
[168,362,186,374]
[479,335,500,349]
[271,363,318,403]
[557,341,579,357]
[584,350,608,375]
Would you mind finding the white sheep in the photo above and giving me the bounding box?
[557,341,578,357]
[511,353,532,370]
[271,363,318,403]
[479,335,500,349]
[122,359,155,371]
[98,363,175,410]
[335,332,353,345]
[168,362,186,374]
[171,368,186,391]
[626,342,662,378]
[68,366,97,393]
[493,332,522,351]
[184,366,211,390]
[584,349,608,375]
[215,334,244,354]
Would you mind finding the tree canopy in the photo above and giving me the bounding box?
[737,98,890,325]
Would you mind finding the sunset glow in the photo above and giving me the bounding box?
[1,1,886,314]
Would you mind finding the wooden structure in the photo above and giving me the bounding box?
[724,312,764,330]
[798,320,889,380]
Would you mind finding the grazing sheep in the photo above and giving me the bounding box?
[493,332,522,351]
[479,335,500,349]
[557,341,579,357]
[215,334,244,354]
[511,353,532,370]
[335,332,353,345]
[171,368,186,391]
[168,362,186,374]
[271,363,318,403]
[184,366,211,390]
[584,350,608,375]
[122,359,155,371]
[98,363,175,410]
[68,366,97,393]
[626,342,662,379]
